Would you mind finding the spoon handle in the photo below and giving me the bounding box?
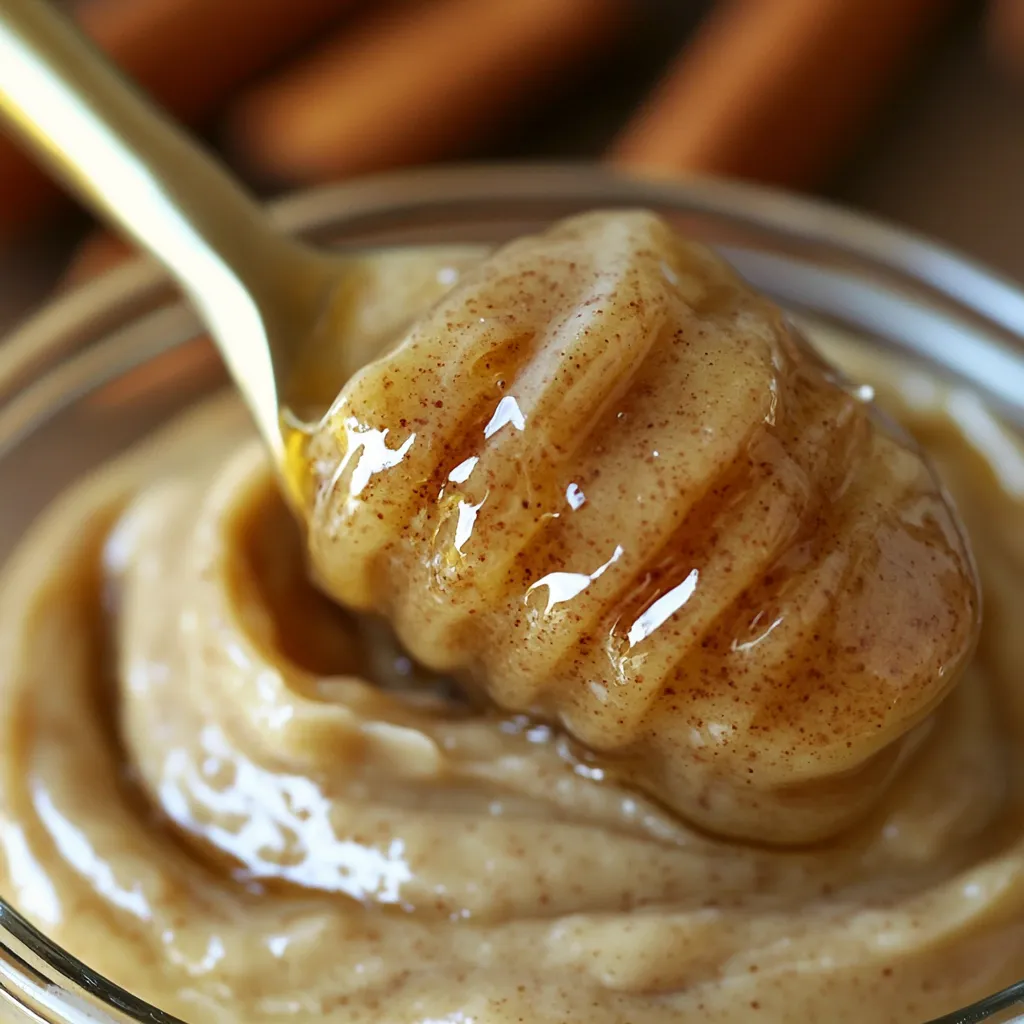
[0,0,326,452]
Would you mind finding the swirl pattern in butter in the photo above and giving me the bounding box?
[301,212,978,843]
[1,217,1021,1024]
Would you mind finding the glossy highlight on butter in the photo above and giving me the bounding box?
[300,211,978,844]
[1,213,1021,1024]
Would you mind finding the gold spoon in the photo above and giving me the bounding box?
[0,0,341,483]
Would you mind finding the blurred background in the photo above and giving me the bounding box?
[0,0,1022,334]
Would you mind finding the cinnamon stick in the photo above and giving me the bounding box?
[609,0,953,191]
[0,0,353,238]
[227,0,626,182]
[987,0,1024,80]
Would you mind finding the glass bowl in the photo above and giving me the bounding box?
[1,165,1023,1024]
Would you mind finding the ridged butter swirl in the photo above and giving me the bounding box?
[301,211,979,843]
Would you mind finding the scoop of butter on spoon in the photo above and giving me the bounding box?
[0,0,980,845]
[295,210,981,844]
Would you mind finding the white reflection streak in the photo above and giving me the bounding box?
[660,260,680,286]
[448,456,479,484]
[453,498,486,554]
[484,396,526,439]
[565,482,586,509]
[336,417,416,510]
[626,569,699,648]
[32,788,150,920]
[731,614,784,653]
[160,727,413,903]
[0,824,61,926]
[526,545,624,615]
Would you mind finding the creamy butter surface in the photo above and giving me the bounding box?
[299,212,977,846]
[0,215,1022,1023]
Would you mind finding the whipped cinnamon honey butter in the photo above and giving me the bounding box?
[1,212,1022,1023]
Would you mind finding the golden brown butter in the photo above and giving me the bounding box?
[1,217,1020,1024]
[300,211,978,843]
[1,346,1022,1024]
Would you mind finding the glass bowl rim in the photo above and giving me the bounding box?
[1,162,1023,1024]
[4,163,1024,396]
